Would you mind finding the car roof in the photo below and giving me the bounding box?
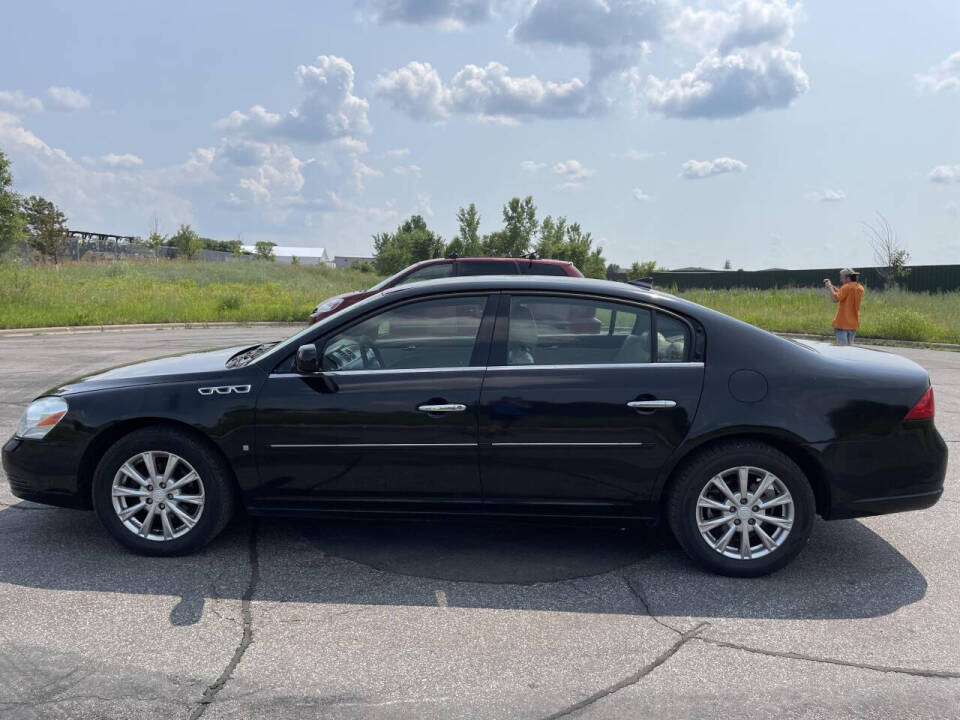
[381,274,700,314]
[409,256,575,267]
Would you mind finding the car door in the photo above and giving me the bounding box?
[478,293,704,516]
[254,293,496,513]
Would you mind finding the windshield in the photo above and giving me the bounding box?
[366,268,407,293]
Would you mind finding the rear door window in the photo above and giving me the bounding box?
[506,295,653,366]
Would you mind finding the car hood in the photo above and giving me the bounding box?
[48,345,255,395]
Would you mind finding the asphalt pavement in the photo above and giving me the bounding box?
[0,327,957,719]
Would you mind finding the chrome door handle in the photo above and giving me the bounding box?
[417,403,467,413]
[627,400,677,409]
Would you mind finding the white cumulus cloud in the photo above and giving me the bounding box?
[46,86,91,111]
[929,164,960,183]
[219,56,370,142]
[806,188,846,202]
[680,157,747,179]
[374,60,591,122]
[670,0,801,54]
[633,187,653,201]
[0,90,44,112]
[357,0,494,28]
[647,47,809,119]
[372,61,451,120]
[520,160,545,172]
[916,51,960,94]
[391,164,422,177]
[512,0,665,48]
[553,159,594,189]
[86,153,144,169]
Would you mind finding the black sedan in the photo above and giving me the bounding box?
[2,276,947,576]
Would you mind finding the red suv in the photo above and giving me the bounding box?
[309,256,583,323]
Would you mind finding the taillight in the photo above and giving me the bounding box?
[905,387,935,421]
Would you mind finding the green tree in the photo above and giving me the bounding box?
[23,195,68,266]
[226,238,243,258]
[449,203,483,256]
[0,150,27,256]
[171,223,204,260]
[865,212,910,288]
[627,260,661,280]
[255,241,277,261]
[534,214,606,278]
[372,215,445,275]
[482,196,537,257]
[582,248,606,279]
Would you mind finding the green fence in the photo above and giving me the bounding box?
[651,265,960,293]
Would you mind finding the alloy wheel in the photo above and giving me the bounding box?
[111,451,205,541]
[695,466,794,560]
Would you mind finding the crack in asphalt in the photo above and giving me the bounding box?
[540,622,710,720]
[621,573,960,682]
[621,574,685,636]
[188,522,260,719]
[694,637,960,680]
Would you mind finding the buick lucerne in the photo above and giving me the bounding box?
[2,276,947,576]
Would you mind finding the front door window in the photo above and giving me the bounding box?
[321,295,487,371]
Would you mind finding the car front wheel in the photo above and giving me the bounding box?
[666,440,815,577]
[92,426,235,555]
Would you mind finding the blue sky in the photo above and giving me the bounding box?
[1,0,958,269]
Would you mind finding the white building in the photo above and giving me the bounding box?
[241,245,332,266]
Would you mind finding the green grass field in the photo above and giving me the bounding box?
[2,261,959,343]
[0,260,378,328]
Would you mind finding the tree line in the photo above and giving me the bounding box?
[372,197,663,281]
[372,197,609,278]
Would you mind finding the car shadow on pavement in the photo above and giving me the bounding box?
[0,503,927,625]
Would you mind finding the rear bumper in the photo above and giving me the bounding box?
[810,421,948,520]
[2,436,87,509]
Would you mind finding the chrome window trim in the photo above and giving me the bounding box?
[486,362,704,371]
[490,442,645,447]
[270,442,478,449]
[268,361,702,378]
[269,366,481,378]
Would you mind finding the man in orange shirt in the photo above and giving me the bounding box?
[824,268,865,345]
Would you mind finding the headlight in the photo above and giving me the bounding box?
[314,297,344,315]
[16,397,69,440]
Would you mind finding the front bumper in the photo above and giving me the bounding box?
[2,436,87,509]
[811,421,948,520]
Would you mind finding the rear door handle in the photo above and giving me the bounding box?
[627,400,677,409]
[418,403,467,413]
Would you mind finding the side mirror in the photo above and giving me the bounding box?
[295,344,319,374]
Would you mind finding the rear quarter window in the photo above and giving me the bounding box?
[656,312,691,362]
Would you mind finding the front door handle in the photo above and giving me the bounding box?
[627,400,677,409]
[418,403,467,413]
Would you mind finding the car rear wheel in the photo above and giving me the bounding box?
[666,440,815,577]
[92,427,235,555]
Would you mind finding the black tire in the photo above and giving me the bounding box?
[92,426,235,556]
[666,440,815,577]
